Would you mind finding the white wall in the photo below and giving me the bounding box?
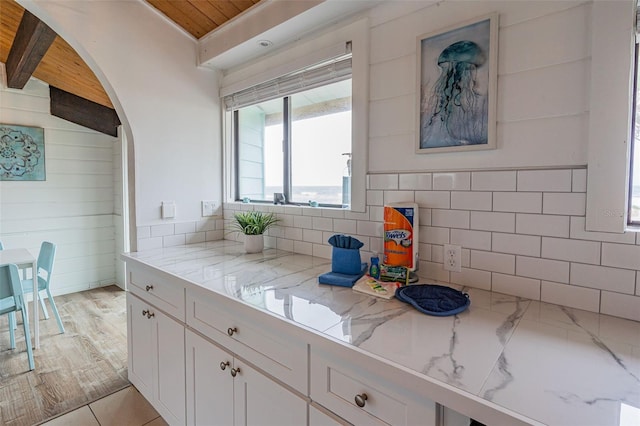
[222,1,640,322]
[0,79,119,295]
[20,0,223,242]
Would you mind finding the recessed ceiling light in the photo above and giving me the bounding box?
[257,40,273,48]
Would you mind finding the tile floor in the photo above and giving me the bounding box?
[39,386,168,426]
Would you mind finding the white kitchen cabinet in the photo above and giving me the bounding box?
[311,345,436,426]
[128,292,186,425]
[186,329,307,426]
[309,404,351,426]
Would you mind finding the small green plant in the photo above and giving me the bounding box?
[229,211,280,235]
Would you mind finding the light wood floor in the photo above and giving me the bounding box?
[0,286,129,426]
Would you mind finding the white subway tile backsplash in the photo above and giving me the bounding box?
[384,190,415,204]
[637,273,639,296]
[418,208,432,227]
[322,209,345,219]
[285,227,303,240]
[570,263,635,294]
[569,217,636,244]
[205,230,223,241]
[543,193,586,216]
[601,292,640,322]
[294,215,313,229]
[471,171,517,191]
[312,243,332,259]
[492,233,541,257]
[432,209,469,229]
[357,220,382,237]
[420,261,450,282]
[138,237,162,251]
[163,234,186,247]
[277,238,294,252]
[450,268,492,291]
[541,281,600,313]
[303,229,324,244]
[541,237,600,265]
[572,169,587,192]
[137,226,151,239]
[517,169,572,192]
[517,256,570,283]
[302,208,323,217]
[367,190,384,206]
[493,192,542,213]
[186,232,206,244]
[418,243,432,262]
[421,226,449,245]
[279,214,295,227]
[433,172,470,191]
[344,210,370,220]
[369,206,385,222]
[492,273,541,300]
[470,251,515,274]
[174,222,196,235]
[451,229,491,250]
[197,218,218,232]
[516,213,569,237]
[415,191,450,208]
[451,192,492,211]
[399,173,432,190]
[470,211,515,233]
[151,223,175,237]
[601,243,640,270]
[333,219,358,235]
[369,174,399,190]
[312,217,334,231]
[432,246,444,263]
[293,240,313,256]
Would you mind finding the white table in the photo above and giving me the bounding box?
[0,248,39,349]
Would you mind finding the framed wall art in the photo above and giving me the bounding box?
[0,124,46,181]
[416,14,498,153]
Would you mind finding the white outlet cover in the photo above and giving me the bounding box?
[201,200,217,217]
[443,244,461,273]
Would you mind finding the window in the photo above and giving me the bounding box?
[632,41,640,225]
[228,57,352,208]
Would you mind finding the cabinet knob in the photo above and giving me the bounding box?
[145,285,154,291]
[219,361,230,371]
[142,309,154,319]
[354,393,368,408]
[142,309,148,317]
[230,367,241,377]
[227,327,237,336]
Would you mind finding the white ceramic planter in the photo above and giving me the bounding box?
[244,234,264,253]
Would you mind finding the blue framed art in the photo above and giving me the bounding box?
[0,124,46,181]
[416,14,498,153]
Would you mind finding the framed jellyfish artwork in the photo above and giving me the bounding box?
[416,14,498,153]
[0,124,46,181]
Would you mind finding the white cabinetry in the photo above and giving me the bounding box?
[127,292,185,425]
[186,329,307,426]
[311,345,436,426]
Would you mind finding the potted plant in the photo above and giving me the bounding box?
[229,211,280,253]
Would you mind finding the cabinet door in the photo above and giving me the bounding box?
[309,404,351,426]
[154,307,186,425]
[233,360,307,426]
[186,330,234,426]
[127,293,154,401]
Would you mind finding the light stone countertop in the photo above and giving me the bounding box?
[123,241,640,426]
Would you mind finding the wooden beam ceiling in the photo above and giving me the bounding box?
[5,9,56,89]
[0,0,113,108]
[50,86,120,137]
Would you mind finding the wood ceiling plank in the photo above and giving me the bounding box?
[6,9,57,89]
[206,0,242,21]
[147,0,214,38]
[189,0,228,27]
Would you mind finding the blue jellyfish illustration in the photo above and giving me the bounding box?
[421,40,488,147]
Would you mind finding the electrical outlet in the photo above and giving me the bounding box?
[443,244,461,273]
[201,200,218,217]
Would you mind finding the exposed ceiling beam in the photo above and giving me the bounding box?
[5,9,56,89]
[50,86,121,137]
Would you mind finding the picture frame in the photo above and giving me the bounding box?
[416,13,498,153]
[0,124,46,181]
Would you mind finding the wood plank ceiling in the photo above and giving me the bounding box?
[0,0,261,110]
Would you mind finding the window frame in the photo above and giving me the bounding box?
[629,42,640,227]
[221,18,369,213]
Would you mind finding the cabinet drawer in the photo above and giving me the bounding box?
[311,347,436,426]
[128,263,185,321]
[186,285,308,395]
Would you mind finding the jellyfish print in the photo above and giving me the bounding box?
[422,40,488,147]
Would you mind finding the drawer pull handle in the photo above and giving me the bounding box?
[141,309,154,319]
[145,285,154,291]
[219,361,230,371]
[227,327,237,336]
[230,367,241,377]
[354,393,368,408]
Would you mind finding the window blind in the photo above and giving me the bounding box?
[223,56,352,111]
